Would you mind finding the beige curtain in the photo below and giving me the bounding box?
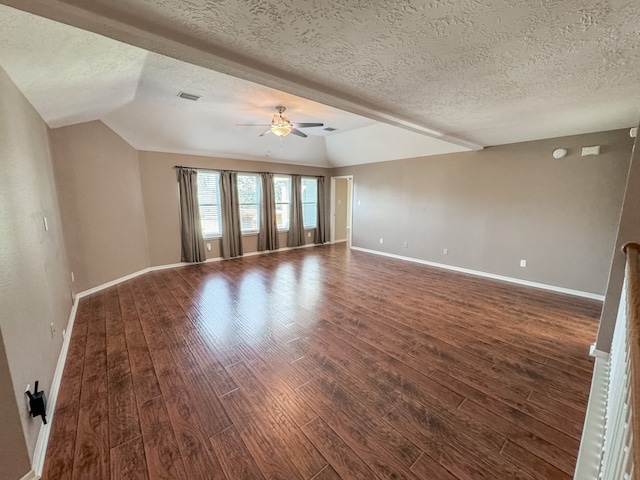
[315,176,326,244]
[288,175,306,247]
[177,168,206,263]
[220,171,243,258]
[258,173,279,251]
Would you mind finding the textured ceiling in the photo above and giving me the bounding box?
[0,3,469,167]
[0,0,639,163]
[0,7,147,128]
[101,52,383,166]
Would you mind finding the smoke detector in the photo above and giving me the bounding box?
[552,148,567,159]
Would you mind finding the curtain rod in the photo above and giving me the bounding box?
[173,165,324,178]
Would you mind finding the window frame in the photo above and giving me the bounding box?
[237,173,261,235]
[196,170,222,239]
[274,175,292,232]
[301,177,318,229]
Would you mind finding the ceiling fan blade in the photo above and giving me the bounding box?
[290,128,308,138]
[259,129,273,137]
[292,123,324,128]
[236,124,271,126]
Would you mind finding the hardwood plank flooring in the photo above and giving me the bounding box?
[71,293,110,480]
[110,436,149,480]
[41,244,599,479]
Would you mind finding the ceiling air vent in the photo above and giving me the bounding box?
[178,91,201,101]
[323,127,337,132]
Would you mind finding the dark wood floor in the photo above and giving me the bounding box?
[42,244,599,480]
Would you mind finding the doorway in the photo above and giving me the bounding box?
[330,176,353,245]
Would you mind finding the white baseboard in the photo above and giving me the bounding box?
[589,343,610,359]
[76,269,152,298]
[243,243,318,257]
[31,298,79,477]
[20,470,38,480]
[350,246,605,301]
[332,239,348,244]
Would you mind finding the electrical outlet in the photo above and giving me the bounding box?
[50,323,55,338]
[71,272,74,283]
[338,199,342,205]
[403,242,408,248]
[357,200,361,206]
[443,248,448,255]
[308,232,311,238]
[379,238,384,244]
[206,243,211,251]
[520,259,527,267]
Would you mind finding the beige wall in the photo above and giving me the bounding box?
[334,129,634,295]
[50,121,150,292]
[0,332,30,480]
[138,151,328,266]
[598,129,640,351]
[0,67,72,475]
[334,178,349,241]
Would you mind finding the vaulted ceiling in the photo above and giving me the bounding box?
[1,0,639,167]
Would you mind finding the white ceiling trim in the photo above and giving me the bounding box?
[0,0,484,151]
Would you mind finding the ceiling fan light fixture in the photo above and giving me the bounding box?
[271,125,292,137]
[238,106,322,140]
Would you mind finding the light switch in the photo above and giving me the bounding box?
[581,145,600,156]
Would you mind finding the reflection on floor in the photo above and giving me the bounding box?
[42,243,597,479]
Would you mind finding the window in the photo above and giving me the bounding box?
[197,171,221,237]
[274,176,291,230]
[237,174,261,233]
[301,177,318,228]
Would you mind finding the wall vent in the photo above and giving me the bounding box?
[178,91,201,101]
[323,127,337,132]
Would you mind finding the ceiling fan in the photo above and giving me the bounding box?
[236,106,324,138]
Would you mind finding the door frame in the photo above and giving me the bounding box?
[330,175,353,245]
